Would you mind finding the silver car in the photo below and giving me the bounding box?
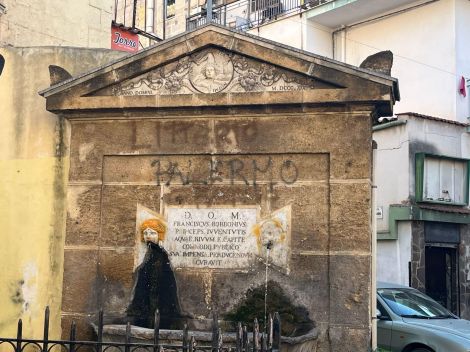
[377,282,470,352]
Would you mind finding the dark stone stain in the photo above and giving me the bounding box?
[0,54,4,76]
[409,140,439,201]
[127,244,183,329]
[409,140,439,157]
[225,281,314,337]
[49,117,68,275]
[10,280,25,305]
[48,65,73,86]
[359,51,394,76]
[12,51,25,157]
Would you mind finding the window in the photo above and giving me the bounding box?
[416,153,469,205]
[377,300,390,320]
[167,0,176,18]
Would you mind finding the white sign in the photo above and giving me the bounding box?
[376,206,383,219]
[164,207,259,269]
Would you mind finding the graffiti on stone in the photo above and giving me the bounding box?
[150,157,299,187]
[95,48,323,96]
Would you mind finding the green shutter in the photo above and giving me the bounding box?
[466,160,470,205]
[415,153,425,202]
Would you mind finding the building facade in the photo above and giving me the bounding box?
[40,25,398,351]
[0,0,114,47]
[161,0,470,318]
[374,113,470,318]
[1,0,470,348]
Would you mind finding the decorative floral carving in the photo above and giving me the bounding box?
[238,72,259,91]
[100,48,319,97]
[259,65,281,86]
[164,74,183,93]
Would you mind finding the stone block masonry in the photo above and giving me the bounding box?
[40,25,399,351]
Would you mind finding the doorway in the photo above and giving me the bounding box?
[425,245,459,314]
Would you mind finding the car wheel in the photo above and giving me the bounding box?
[410,348,433,352]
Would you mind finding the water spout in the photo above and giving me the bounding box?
[264,240,273,332]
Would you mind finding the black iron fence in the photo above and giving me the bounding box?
[0,308,281,352]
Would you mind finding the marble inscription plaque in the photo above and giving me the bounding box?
[164,207,258,269]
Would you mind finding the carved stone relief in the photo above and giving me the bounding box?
[94,48,333,97]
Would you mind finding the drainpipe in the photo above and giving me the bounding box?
[371,141,378,351]
[207,0,213,23]
[331,25,347,61]
[340,25,346,62]
[331,0,439,62]
[132,0,138,29]
[163,0,167,39]
[146,0,155,34]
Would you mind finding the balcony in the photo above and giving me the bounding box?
[186,0,420,32]
[186,0,334,31]
[305,0,419,27]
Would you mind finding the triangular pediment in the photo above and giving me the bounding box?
[93,47,337,97]
[39,24,399,116]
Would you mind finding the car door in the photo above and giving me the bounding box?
[377,300,393,352]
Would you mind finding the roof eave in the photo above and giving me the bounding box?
[39,24,399,100]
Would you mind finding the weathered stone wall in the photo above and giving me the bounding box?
[0,0,113,47]
[410,221,426,292]
[459,224,470,320]
[62,107,373,351]
[41,25,397,351]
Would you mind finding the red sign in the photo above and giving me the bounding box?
[111,24,139,53]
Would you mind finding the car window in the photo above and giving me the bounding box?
[377,300,390,319]
[378,288,454,319]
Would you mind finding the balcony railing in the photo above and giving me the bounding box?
[186,0,333,31]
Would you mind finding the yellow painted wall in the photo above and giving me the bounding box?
[0,47,126,343]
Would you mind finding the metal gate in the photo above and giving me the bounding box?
[0,308,281,352]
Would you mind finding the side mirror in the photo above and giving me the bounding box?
[376,308,389,320]
[376,308,382,319]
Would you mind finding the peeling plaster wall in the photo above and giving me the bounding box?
[406,115,467,200]
[374,113,470,288]
[377,221,411,285]
[0,47,126,341]
[373,121,410,233]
